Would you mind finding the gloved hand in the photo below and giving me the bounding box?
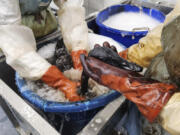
[0,25,83,101]
[41,66,84,101]
[0,0,83,102]
[58,0,89,70]
[80,55,176,122]
[88,42,143,72]
[71,50,88,70]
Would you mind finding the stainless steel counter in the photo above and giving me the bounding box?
[0,106,18,135]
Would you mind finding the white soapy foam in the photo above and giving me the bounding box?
[26,80,68,102]
[88,79,110,96]
[38,43,56,59]
[103,12,161,31]
[26,69,110,102]
[63,68,82,82]
[25,42,68,102]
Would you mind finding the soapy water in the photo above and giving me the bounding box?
[25,42,68,102]
[25,80,68,102]
[103,12,161,31]
[38,43,56,59]
[25,38,112,102]
[25,71,110,102]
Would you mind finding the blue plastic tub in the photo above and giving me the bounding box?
[96,4,165,47]
[15,73,120,135]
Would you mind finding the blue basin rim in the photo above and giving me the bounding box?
[15,73,120,113]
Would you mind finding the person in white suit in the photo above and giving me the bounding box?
[0,0,89,101]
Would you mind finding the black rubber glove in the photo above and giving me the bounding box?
[88,42,143,72]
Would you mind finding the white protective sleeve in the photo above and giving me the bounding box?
[58,0,90,52]
[160,93,180,135]
[0,0,21,25]
[0,0,22,56]
[0,0,51,80]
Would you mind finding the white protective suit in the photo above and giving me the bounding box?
[0,0,88,80]
[58,0,89,52]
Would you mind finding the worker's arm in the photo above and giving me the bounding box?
[0,0,83,101]
[57,0,89,70]
[53,0,90,70]
[122,0,180,67]
[80,45,180,135]
[80,54,176,122]
[88,42,143,72]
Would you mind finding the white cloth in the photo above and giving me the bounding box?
[0,0,51,80]
[58,0,90,52]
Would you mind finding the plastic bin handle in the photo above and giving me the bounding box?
[132,27,150,32]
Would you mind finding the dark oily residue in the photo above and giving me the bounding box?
[55,39,73,72]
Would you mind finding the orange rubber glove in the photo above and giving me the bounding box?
[58,0,89,70]
[119,49,128,60]
[80,55,176,122]
[41,66,84,102]
[71,50,88,70]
